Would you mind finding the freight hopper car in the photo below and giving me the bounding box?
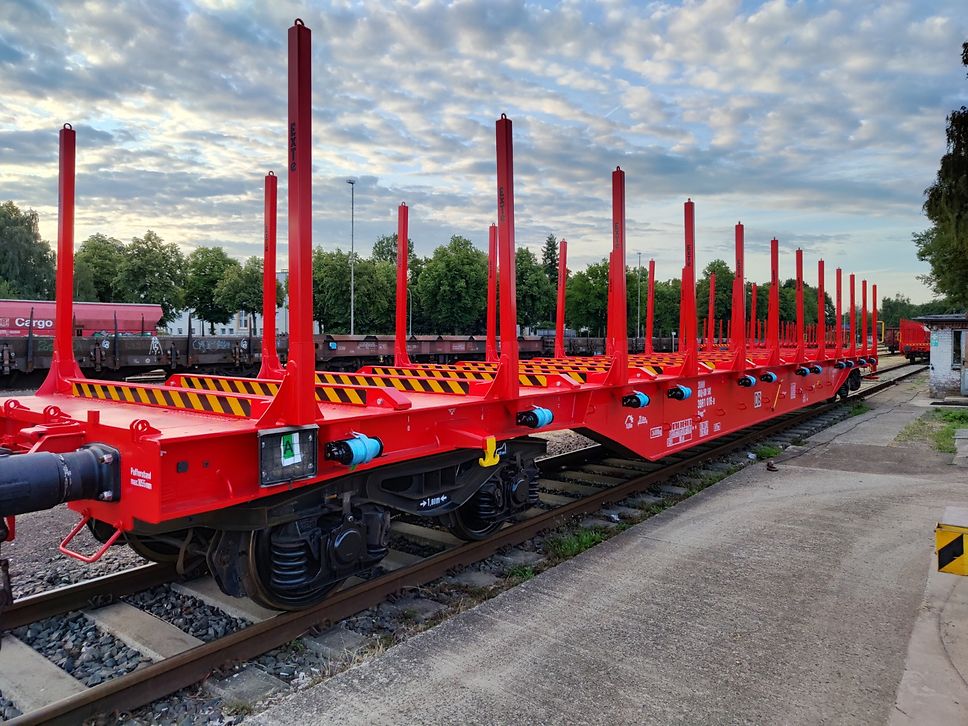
[0,20,878,611]
[899,318,930,363]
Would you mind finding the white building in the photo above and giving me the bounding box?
[916,313,968,398]
[166,270,290,336]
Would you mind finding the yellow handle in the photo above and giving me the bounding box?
[478,436,499,467]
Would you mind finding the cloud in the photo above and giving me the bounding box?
[0,0,964,305]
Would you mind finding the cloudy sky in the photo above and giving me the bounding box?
[1,0,965,304]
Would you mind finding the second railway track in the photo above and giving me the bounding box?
[1,361,927,725]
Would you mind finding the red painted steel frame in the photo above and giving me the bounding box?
[486,224,498,362]
[0,19,868,549]
[38,124,82,395]
[645,259,655,354]
[258,171,283,379]
[394,203,411,366]
[554,238,567,358]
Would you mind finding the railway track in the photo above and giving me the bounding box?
[1,362,926,725]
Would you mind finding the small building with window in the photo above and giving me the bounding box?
[915,313,968,398]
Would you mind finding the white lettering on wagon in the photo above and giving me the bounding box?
[129,467,153,490]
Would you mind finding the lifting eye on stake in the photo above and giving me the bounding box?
[738,375,757,388]
[325,433,383,467]
[622,391,651,408]
[517,407,554,429]
[667,385,692,401]
[760,371,778,383]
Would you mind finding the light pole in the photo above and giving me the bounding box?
[346,178,356,335]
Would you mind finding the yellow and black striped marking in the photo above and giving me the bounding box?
[370,366,493,381]
[178,374,368,407]
[71,380,253,418]
[317,371,468,395]
[181,375,279,397]
[937,516,968,576]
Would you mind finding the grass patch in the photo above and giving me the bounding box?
[544,527,607,560]
[896,409,968,454]
[505,564,535,582]
[754,444,782,460]
[849,401,871,417]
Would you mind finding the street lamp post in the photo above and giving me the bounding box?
[346,178,356,335]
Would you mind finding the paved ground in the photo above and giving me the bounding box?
[252,376,968,725]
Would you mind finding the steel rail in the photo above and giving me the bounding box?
[3,562,174,630]
[11,364,926,725]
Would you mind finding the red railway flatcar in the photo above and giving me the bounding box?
[899,318,929,362]
[0,299,161,337]
[0,19,879,611]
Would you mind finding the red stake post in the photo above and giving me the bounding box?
[749,283,757,344]
[486,224,498,362]
[257,171,283,379]
[795,249,805,360]
[680,200,698,375]
[705,273,716,352]
[606,168,628,379]
[394,203,411,366]
[494,115,519,399]
[816,259,826,359]
[861,279,869,357]
[645,259,655,354]
[872,283,878,361]
[849,273,857,356]
[554,238,567,358]
[731,222,746,368]
[767,238,780,363]
[39,124,82,395]
[835,268,843,357]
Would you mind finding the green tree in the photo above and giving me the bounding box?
[371,234,414,264]
[311,248,351,333]
[697,259,734,330]
[74,233,127,301]
[0,201,55,299]
[516,247,555,330]
[916,42,968,308]
[215,256,284,322]
[541,234,558,286]
[414,236,487,334]
[115,231,185,325]
[184,247,240,332]
[73,257,98,301]
[565,259,608,335]
[355,259,395,333]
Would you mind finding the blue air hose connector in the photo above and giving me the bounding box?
[667,385,692,400]
[326,433,383,466]
[738,375,757,387]
[517,407,554,429]
[622,391,651,408]
[760,371,778,383]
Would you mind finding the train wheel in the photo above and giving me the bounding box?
[242,528,344,611]
[126,532,183,563]
[438,503,503,541]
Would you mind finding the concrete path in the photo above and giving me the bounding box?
[253,377,968,725]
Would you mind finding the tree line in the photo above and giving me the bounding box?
[0,198,954,338]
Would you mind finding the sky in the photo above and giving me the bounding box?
[0,0,965,305]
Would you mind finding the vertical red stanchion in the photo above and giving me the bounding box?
[861,279,869,357]
[257,171,283,379]
[554,239,568,358]
[849,273,857,356]
[39,124,83,395]
[394,203,411,366]
[645,259,655,354]
[282,18,316,424]
[835,268,843,357]
[606,168,628,378]
[795,249,804,360]
[731,223,746,368]
[767,238,780,362]
[494,115,519,399]
[680,200,698,374]
[485,224,498,363]
[749,283,757,344]
[872,283,878,363]
[817,259,826,359]
[705,273,716,352]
